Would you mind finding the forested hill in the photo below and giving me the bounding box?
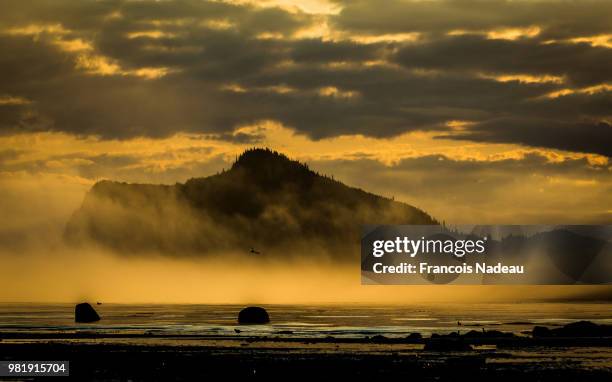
[65,148,436,258]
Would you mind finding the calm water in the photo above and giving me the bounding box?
[1,303,611,339]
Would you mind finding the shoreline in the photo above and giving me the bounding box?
[1,306,610,379]
[1,330,612,348]
[1,338,611,380]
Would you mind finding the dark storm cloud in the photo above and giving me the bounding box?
[331,0,612,39]
[289,39,384,63]
[1,0,309,35]
[394,35,612,87]
[440,119,612,157]
[520,91,612,120]
[0,0,610,156]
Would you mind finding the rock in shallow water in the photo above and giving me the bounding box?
[75,303,100,323]
[533,321,612,337]
[238,306,270,324]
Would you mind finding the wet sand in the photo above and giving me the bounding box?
[1,332,611,381]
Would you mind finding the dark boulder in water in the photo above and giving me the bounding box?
[555,321,612,337]
[238,307,270,324]
[533,321,612,337]
[75,303,100,323]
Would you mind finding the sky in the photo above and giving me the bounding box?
[0,0,611,237]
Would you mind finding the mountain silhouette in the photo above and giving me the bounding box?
[65,148,436,258]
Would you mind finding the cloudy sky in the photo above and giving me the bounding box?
[1,0,611,233]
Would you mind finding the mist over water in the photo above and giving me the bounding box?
[1,242,610,304]
[0,166,610,305]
